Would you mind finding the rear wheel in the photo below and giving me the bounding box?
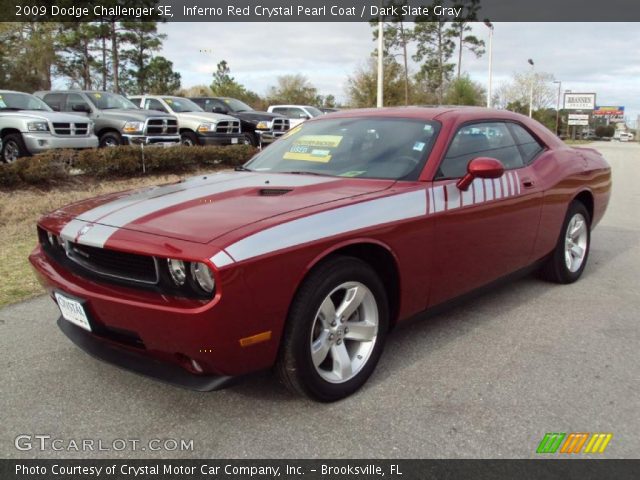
[243,133,258,147]
[1,134,28,163]
[277,256,389,401]
[540,201,591,283]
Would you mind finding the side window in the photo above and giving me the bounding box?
[144,98,167,113]
[272,107,287,116]
[67,93,90,112]
[509,123,544,164]
[42,93,64,111]
[291,108,307,118]
[211,99,228,111]
[437,122,524,179]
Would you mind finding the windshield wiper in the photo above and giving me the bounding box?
[0,107,23,111]
[234,165,253,172]
[279,171,330,177]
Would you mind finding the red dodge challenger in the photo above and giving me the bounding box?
[30,107,611,401]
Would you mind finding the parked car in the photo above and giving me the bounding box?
[0,90,98,163]
[267,104,324,128]
[190,97,290,147]
[319,107,340,114]
[129,95,245,146]
[34,90,180,147]
[30,107,611,401]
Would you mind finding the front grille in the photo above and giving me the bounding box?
[272,118,290,132]
[66,242,159,285]
[215,120,240,134]
[145,118,178,136]
[52,122,89,136]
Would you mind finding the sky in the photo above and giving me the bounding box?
[158,22,640,126]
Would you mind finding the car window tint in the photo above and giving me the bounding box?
[67,93,90,111]
[272,107,287,115]
[43,93,64,111]
[510,123,544,164]
[438,122,524,179]
[145,98,167,113]
[246,118,439,181]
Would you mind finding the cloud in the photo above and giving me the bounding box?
[159,21,640,124]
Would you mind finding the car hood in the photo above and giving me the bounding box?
[97,109,176,122]
[2,110,90,123]
[175,111,237,123]
[235,111,285,122]
[57,172,394,244]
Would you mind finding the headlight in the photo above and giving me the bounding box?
[197,123,217,133]
[190,262,215,293]
[255,120,272,130]
[88,122,95,134]
[27,121,49,132]
[122,121,144,134]
[167,258,186,286]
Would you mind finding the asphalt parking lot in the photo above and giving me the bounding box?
[1,142,638,459]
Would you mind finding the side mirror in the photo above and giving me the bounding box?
[299,113,310,119]
[456,157,505,191]
[213,106,228,114]
[72,104,90,113]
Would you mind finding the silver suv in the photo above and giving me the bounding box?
[129,95,245,146]
[35,91,180,147]
[0,90,98,163]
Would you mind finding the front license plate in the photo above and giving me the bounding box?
[55,293,92,332]
[231,137,239,144]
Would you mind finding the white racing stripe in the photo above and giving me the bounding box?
[64,172,334,247]
[225,190,427,263]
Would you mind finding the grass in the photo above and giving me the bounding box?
[0,170,218,307]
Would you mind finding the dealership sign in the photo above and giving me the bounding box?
[567,113,590,126]
[593,106,625,122]
[564,93,596,110]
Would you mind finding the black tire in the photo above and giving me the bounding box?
[99,131,123,148]
[1,133,29,163]
[540,201,591,284]
[277,256,389,402]
[243,133,258,147]
[181,131,199,146]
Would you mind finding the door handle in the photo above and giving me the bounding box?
[521,177,535,188]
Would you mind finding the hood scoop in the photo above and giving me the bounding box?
[258,188,293,196]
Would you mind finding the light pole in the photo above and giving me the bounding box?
[484,20,494,108]
[528,58,534,118]
[376,19,384,108]
[553,80,561,135]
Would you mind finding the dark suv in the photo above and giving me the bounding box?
[189,97,289,147]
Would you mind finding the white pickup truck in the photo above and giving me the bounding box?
[267,105,324,128]
[0,90,98,163]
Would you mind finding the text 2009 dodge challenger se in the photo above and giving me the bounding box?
[30,107,611,401]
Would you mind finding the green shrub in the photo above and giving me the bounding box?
[0,144,258,189]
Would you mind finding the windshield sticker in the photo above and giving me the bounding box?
[295,135,343,148]
[165,99,173,104]
[284,148,332,163]
[92,93,102,99]
[413,141,426,152]
[339,171,366,177]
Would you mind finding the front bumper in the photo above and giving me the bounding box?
[22,133,99,154]
[255,130,287,145]
[197,133,245,146]
[29,244,282,386]
[58,317,232,391]
[123,134,180,146]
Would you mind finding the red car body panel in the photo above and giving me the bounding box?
[29,107,611,383]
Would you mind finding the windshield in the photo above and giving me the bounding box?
[246,117,439,181]
[163,97,203,113]
[86,92,138,110]
[0,92,52,111]
[305,106,323,117]
[221,98,253,112]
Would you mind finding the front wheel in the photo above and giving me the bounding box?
[277,256,389,401]
[540,201,591,283]
[180,131,199,146]
[99,131,122,148]
[1,134,28,163]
